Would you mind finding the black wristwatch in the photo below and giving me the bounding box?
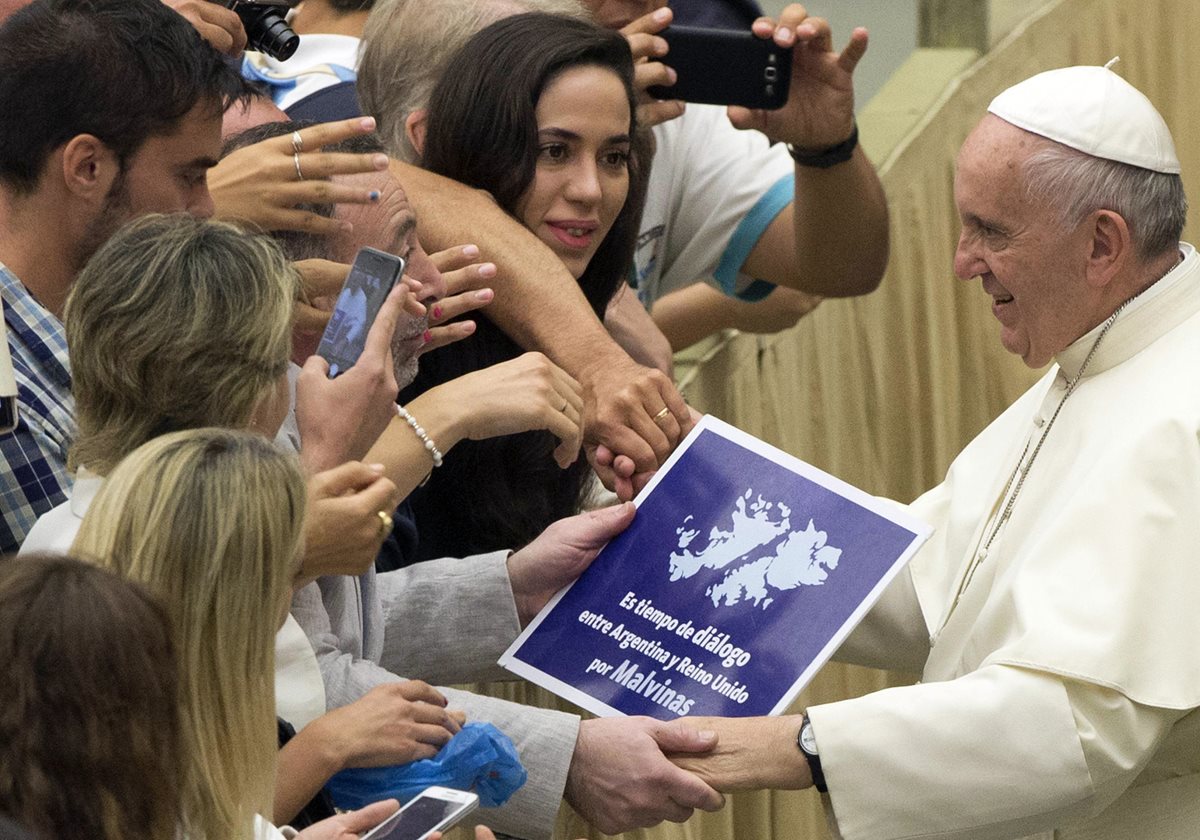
[788,122,859,169]
[797,714,828,793]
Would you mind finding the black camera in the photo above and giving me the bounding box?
[221,0,299,61]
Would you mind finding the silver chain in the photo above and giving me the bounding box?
[945,290,1143,622]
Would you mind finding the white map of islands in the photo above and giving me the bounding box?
[667,489,844,609]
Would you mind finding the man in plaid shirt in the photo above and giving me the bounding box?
[0,0,246,552]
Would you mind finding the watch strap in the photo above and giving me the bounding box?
[788,122,858,169]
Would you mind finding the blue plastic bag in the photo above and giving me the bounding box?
[324,721,528,810]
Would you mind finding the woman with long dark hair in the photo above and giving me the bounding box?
[405,12,646,559]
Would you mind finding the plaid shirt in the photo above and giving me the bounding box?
[0,263,74,554]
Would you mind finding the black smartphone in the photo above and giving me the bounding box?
[647,25,792,110]
[316,246,405,378]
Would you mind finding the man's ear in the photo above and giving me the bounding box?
[1084,209,1132,290]
[59,134,119,201]
[405,110,428,158]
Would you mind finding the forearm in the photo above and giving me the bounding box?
[790,147,888,296]
[274,721,344,825]
[375,552,520,685]
[392,161,629,380]
[742,148,888,298]
[651,283,735,351]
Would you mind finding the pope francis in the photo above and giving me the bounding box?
[673,65,1200,840]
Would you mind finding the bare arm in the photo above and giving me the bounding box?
[392,160,692,477]
[652,283,822,351]
[731,9,889,297]
[605,283,674,376]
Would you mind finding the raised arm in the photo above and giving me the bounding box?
[733,7,889,297]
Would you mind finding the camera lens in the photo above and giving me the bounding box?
[249,13,299,60]
[234,5,300,61]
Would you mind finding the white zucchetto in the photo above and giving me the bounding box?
[987,61,1180,174]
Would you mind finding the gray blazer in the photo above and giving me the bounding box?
[290,553,580,840]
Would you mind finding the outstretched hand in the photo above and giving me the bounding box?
[413,352,584,468]
[507,502,637,626]
[419,245,497,356]
[564,716,724,834]
[211,117,390,234]
[730,5,865,148]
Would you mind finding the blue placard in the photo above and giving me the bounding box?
[500,416,931,719]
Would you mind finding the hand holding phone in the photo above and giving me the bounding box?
[359,787,479,840]
[647,26,792,110]
[317,247,406,378]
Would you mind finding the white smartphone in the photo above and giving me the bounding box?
[359,787,479,840]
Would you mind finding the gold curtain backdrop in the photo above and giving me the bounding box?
[450,0,1200,837]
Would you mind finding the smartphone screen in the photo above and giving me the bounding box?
[360,792,476,840]
[316,246,405,378]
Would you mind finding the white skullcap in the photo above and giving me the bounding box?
[987,61,1180,174]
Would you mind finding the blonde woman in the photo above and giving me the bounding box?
[21,215,460,827]
[71,428,403,840]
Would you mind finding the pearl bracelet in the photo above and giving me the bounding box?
[397,405,443,468]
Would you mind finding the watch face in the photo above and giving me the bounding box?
[800,722,818,755]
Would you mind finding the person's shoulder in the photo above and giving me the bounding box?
[18,496,77,556]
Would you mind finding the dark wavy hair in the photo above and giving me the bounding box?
[401,12,646,561]
[0,554,182,840]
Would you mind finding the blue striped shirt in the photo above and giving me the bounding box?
[0,263,74,554]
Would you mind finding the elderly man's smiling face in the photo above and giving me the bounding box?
[953,115,1100,368]
[333,169,446,387]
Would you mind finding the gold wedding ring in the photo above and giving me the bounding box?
[376,510,394,539]
[293,152,304,181]
[653,407,671,423]
[291,130,304,153]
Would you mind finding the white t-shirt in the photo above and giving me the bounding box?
[635,103,795,307]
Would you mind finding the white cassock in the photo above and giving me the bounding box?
[808,244,1200,840]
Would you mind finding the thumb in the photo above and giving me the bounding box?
[337,799,400,832]
[652,719,718,755]
[577,501,637,546]
[310,461,386,499]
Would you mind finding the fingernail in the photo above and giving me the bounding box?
[475,289,494,301]
[478,262,497,278]
[777,26,792,41]
[340,221,353,232]
[431,305,443,319]
[372,153,389,169]
[360,116,376,131]
[423,330,433,343]
[368,190,380,202]
[462,244,480,258]
[653,7,670,22]
[667,67,678,84]
[369,463,385,473]
[653,36,668,55]
[698,730,716,740]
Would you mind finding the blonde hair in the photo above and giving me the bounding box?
[65,214,299,475]
[359,0,588,162]
[72,428,307,840]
